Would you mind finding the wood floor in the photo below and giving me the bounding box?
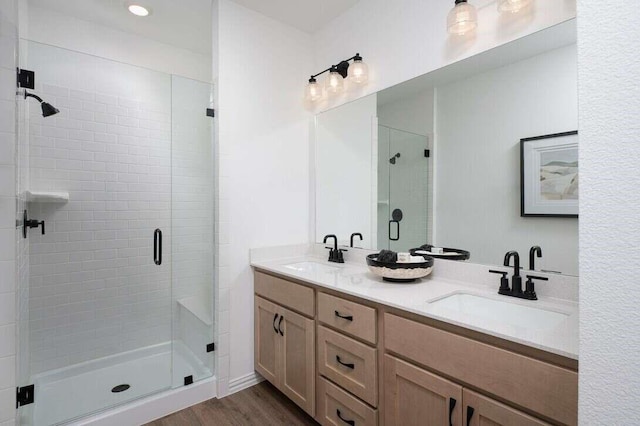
[146,381,318,426]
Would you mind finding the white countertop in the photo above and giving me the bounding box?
[251,253,578,360]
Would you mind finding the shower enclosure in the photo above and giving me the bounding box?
[15,41,215,425]
[377,125,430,251]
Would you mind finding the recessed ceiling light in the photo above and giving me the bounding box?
[128,4,150,17]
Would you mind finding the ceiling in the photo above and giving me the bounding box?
[27,0,358,55]
[228,0,360,33]
[27,0,213,55]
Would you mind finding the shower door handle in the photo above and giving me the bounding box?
[154,229,162,265]
[389,220,400,241]
[388,208,403,242]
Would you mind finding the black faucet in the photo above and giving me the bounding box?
[504,251,522,294]
[350,232,363,248]
[323,234,346,263]
[22,210,45,238]
[529,246,542,271]
[489,250,543,300]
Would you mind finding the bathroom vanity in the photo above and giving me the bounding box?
[251,247,578,426]
[252,17,580,426]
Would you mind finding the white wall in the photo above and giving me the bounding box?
[316,94,377,248]
[313,0,576,112]
[435,44,578,275]
[578,2,640,423]
[215,0,313,392]
[0,0,18,421]
[24,5,211,82]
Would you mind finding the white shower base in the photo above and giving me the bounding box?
[30,342,212,426]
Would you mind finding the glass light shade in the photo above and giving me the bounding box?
[497,0,532,13]
[349,59,369,85]
[325,70,344,95]
[304,79,323,102]
[447,1,477,36]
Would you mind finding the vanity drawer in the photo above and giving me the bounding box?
[318,292,377,344]
[317,325,378,406]
[254,271,314,317]
[317,377,377,426]
[384,314,578,425]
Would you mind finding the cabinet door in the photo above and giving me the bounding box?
[281,307,315,416]
[384,355,462,426]
[463,389,550,426]
[255,296,280,385]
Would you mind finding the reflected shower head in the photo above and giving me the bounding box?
[24,91,60,117]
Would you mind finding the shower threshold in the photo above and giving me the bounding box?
[28,341,211,426]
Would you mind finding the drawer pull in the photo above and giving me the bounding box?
[272,313,279,334]
[466,406,475,425]
[334,310,354,321]
[336,355,355,369]
[449,397,456,426]
[336,409,355,426]
[278,315,284,336]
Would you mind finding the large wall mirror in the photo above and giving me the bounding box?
[315,20,578,276]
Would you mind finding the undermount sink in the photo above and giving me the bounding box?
[426,293,569,331]
[283,261,340,274]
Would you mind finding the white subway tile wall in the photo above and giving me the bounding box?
[0,0,17,422]
[26,42,173,374]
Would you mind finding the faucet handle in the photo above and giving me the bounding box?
[526,274,549,281]
[524,275,548,300]
[489,270,510,294]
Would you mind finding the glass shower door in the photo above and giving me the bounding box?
[170,76,215,386]
[379,126,429,251]
[20,41,173,425]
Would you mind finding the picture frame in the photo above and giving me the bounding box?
[520,131,578,218]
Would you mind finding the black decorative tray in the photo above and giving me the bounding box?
[410,245,470,261]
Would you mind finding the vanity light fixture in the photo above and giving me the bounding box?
[305,53,369,102]
[497,0,533,13]
[447,0,478,36]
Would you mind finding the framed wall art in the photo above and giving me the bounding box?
[520,131,578,217]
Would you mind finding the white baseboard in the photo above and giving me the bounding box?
[74,377,217,426]
[228,372,264,395]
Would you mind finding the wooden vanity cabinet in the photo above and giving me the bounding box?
[255,297,280,385]
[384,313,577,425]
[384,354,551,426]
[317,377,378,426]
[253,270,578,426]
[254,271,316,416]
[384,355,462,426]
[463,389,551,426]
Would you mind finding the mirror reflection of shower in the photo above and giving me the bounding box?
[24,90,59,117]
[389,152,401,164]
